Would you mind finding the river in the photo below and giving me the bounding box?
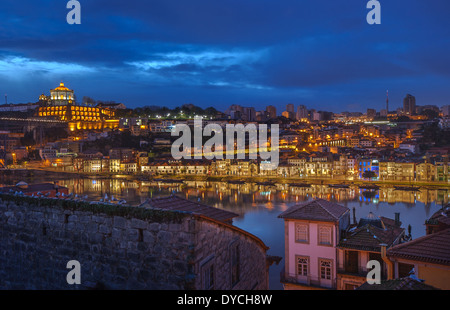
[1,175,449,290]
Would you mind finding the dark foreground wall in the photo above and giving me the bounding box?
[0,195,268,290]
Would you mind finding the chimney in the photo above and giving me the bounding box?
[352,207,357,225]
[53,181,59,193]
[394,213,400,226]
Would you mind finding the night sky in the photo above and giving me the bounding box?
[1,0,449,113]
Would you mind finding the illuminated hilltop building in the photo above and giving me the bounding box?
[51,82,75,105]
[37,82,119,131]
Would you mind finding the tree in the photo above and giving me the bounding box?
[82,96,96,105]
[394,116,411,122]
[362,170,377,180]
[420,109,439,120]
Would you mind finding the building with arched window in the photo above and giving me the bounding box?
[37,82,119,131]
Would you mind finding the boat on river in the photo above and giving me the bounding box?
[358,184,380,190]
[288,183,312,188]
[394,185,420,191]
[227,180,246,185]
[152,178,184,184]
[328,184,350,189]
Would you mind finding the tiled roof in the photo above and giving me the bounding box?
[387,228,450,266]
[140,195,239,223]
[425,206,450,226]
[356,277,439,290]
[277,199,349,222]
[338,221,405,252]
[380,216,402,228]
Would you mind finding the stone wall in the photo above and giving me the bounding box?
[193,217,268,290]
[0,195,268,290]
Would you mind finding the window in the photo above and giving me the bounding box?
[345,251,359,274]
[295,223,309,243]
[201,257,215,290]
[230,242,240,287]
[320,259,332,280]
[296,257,309,277]
[318,226,332,246]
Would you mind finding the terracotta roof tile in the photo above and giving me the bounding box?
[140,195,239,223]
[338,222,405,252]
[278,199,349,222]
[425,206,450,226]
[356,277,439,290]
[387,228,450,266]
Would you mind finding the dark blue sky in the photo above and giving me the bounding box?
[1,0,449,113]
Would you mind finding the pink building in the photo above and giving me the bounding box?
[278,199,350,289]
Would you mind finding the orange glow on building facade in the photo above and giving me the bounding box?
[37,82,119,131]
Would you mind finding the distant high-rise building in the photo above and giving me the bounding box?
[416,105,439,114]
[442,105,450,117]
[242,107,256,121]
[282,111,295,120]
[227,104,243,115]
[296,105,308,120]
[286,103,295,114]
[266,105,277,119]
[256,111,269,122]
[380,109,387,117]
[403,94,416,116]
[230,110,241,120]
[311,110,321,121]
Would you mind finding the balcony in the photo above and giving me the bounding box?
[337,267,387,281]
[280,270,336,290]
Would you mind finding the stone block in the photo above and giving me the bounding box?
[113,216,127,229]
[131,218,147,230]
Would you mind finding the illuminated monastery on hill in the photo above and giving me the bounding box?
[37,82,119,131]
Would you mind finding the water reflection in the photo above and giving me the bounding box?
[1,176,449,290]
[51,178,449,210]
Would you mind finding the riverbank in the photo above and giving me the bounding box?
[2,168,449,189]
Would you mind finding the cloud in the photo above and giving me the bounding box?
[0,0,449,111]
[0,56,96,79]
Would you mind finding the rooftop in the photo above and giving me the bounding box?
[425,205,450,227]
[52,82,72,92]
[140,195,239,223]
[278,198,349,222]
[338,215,405,252]
[356,276,439,290]
[387,228,450,266]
